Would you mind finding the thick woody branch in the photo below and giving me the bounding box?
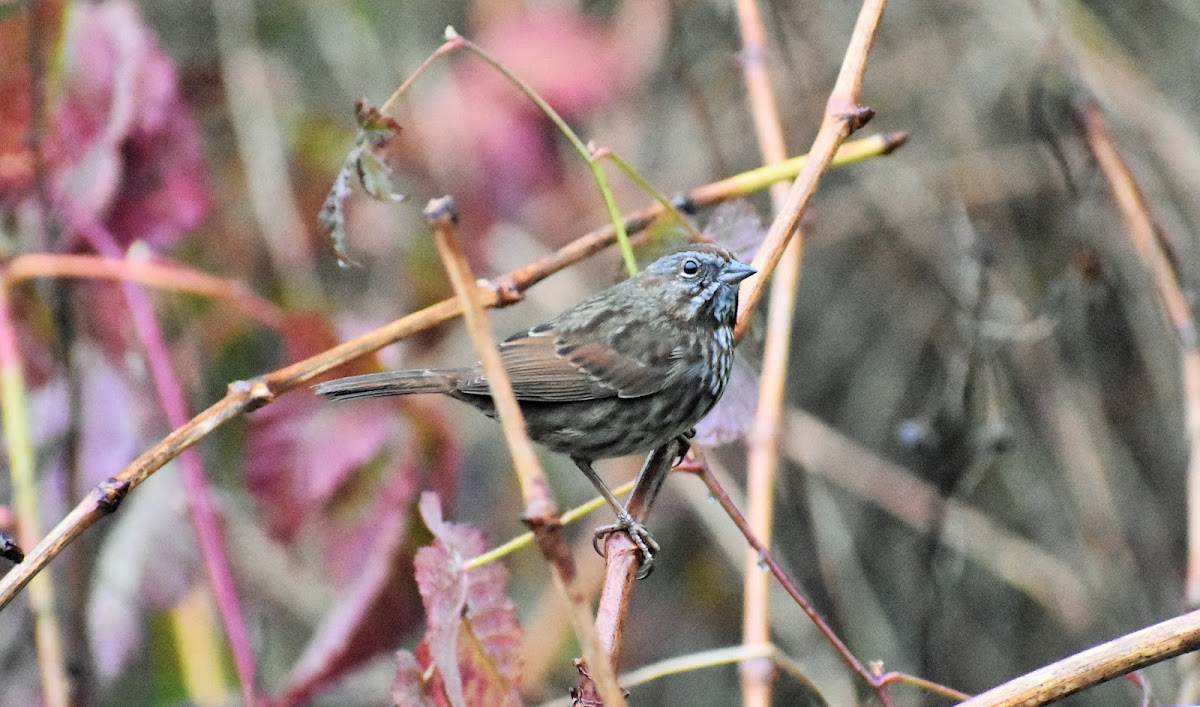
[591,444,678,665]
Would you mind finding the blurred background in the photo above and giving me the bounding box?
[2,0,1199,704]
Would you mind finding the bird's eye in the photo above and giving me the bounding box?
[681,258,700,277]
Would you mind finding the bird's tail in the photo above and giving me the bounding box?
[313,369,464,400]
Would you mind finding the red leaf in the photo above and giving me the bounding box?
[392,493,522,707]
[274,461,423,707]
[272,408,462,707]
[245,314,392,541]
[52,0,209,250]
[245,393,395,541]
[0,1,67,197]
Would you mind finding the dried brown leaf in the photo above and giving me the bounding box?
[319,100,407,267]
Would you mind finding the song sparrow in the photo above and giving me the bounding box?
[315,245,755,568]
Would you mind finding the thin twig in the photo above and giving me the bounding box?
[389,28,712,276]
[733,0,888,342]
[694,457,971,704]
[536,643,819,707]
[446,29,640,275]
[782,409,1089,628]
[1073,99,1200,606]
[620,644,775,693]
[689,462,882,698]
[0,284,69,707]
[732,0,796,704]
[465,479,636,570]
[76,220,257,705]
[591,149,706,243]
[378,35,464,114]
[423,197,625,707]
[876,671,971,702]
[4,253,284,327]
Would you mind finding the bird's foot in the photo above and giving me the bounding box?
[592,512,660,579]
[671,430,695,466]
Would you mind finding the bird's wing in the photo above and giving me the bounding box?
[456,321,689,402]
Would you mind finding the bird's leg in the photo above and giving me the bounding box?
[574,457,661,577]
[625,437,688,525]
[578,435,689,579]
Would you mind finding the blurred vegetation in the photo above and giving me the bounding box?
[1,0,1199,705]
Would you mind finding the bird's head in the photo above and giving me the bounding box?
[638,245,756,326]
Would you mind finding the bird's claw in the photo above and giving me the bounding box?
[672,430,695,466]
[592,513,660,579]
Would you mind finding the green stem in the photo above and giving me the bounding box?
[466,478,637,569]
[449,28,639,275]
[0,284,69,706]
[598,150,705,242]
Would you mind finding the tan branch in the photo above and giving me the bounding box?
[3,253,284,327]
[732,0,799,704]
[961,608,1200,706]
[424,197,625,706]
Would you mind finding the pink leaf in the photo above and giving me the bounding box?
[392,650,435,707]
[272,411,462,706]
[54,0,209,250]
[274,462,423,707]
[392,493,522,707]
[245,392,396,542]
[696,352,760,447]
[246,314,397,541]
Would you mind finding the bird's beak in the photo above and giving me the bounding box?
[718,261,756,283]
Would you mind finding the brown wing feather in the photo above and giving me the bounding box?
[456,320,688,402]
[477,333,614,401]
